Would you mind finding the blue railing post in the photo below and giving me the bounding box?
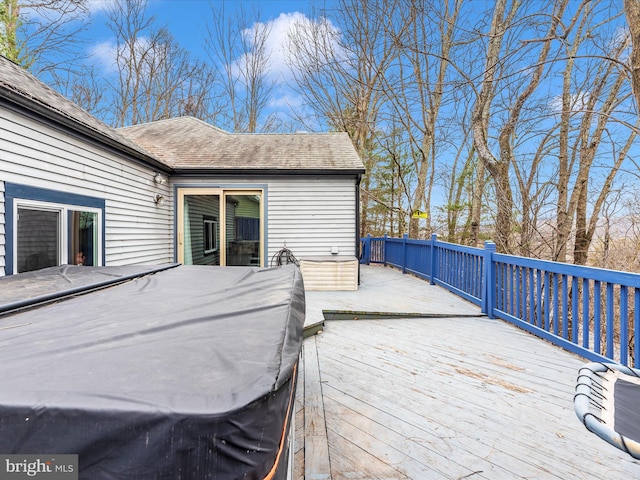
[482,241,496,319]
[361,234,371,264]
[430,234,437,285]
[383,233,388,266]
[401,233,408,274]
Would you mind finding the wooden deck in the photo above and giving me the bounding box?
[294,265,640,479]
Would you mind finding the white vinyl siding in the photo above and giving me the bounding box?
[268,177,356,259]
[173,175,358,262]
[225,198,236,252]
[2,106,358,273]
[0,108,173,273]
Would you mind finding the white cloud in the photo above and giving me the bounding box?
[86,0,116,15]
[549,91,591,114]
[234,12,306,83]
[263,12,307,80]
[88,40,117,71]
[236,12,342,83]
[269,91,304,110]
[88,36,154,74]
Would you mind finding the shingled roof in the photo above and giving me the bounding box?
[0,55,364,176]
[118,117,365,174]
[0,56,162,169]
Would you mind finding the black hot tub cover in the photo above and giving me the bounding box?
[0,264,305,479]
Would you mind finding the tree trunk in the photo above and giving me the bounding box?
[470,158,485,247]
[624,0,640,114]
[470,0,517,253]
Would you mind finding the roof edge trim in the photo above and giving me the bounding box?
[171,167,366,176]
[0,89,172,173]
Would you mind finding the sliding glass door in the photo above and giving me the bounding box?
[177,188,263,266]
[181,193,221,266]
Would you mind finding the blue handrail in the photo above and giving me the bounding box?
[360,234,639,368]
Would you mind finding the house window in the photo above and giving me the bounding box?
[6,183,105,275]
[203,217,219,254]
[17,207,60,272]
[15,203,101,273]
[69,211,99,267]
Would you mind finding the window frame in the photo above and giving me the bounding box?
[15,202,64,272]
[203,216,219,254]
[5,183,105,275]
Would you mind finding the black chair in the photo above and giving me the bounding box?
[575,362,640,459]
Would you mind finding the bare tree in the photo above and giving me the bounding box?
[553,2,634,264]
[379,0,463,238]
[287,0,399,237]
[512,127,558,258]
[204,2,274,133]
[0,0,89,77]
[500,0,569,256]
[572,113,638,265]
[99,0,218,127]
[373,121,414,235]
[68,64,107,118]
[624,0,640,113]
[469,151,486,247]
[470,0,519,253]
[438,97,476,244]
[553,2,591,262]
[232,0,638,265]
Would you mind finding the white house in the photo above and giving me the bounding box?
[0,55,365,288]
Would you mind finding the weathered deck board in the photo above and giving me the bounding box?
[295,266,640,479]
[294,348,305,480]
[303,336,331,480]
[310,317,640,479]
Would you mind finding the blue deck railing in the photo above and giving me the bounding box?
[361,234,640,368]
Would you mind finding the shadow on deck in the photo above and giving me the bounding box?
[294,265,640,479]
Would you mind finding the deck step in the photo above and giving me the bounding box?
[322,310,486,320]
[303,320,325,338]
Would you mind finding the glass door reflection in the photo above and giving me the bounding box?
[183,194,221,266]
[225,194,261,266]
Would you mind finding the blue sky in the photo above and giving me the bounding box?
[84,0,324,73]
[30,0,637,224]
[79,0,329,128]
